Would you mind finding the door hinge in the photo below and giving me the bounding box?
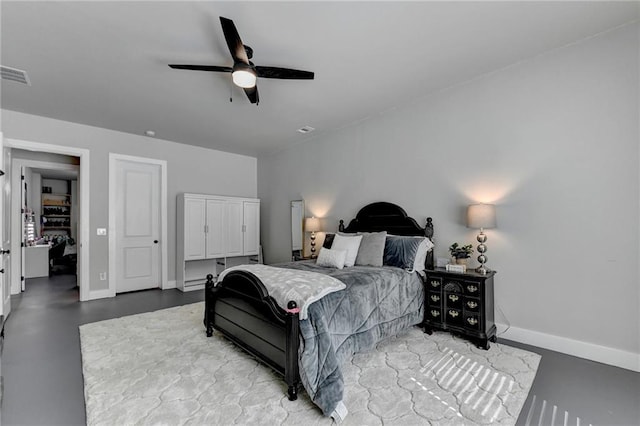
[21,242,25,247]
[21,276,25,281]
[21,175,25,180]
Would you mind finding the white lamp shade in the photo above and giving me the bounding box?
[305,217,321,233]
[466,204,496,229]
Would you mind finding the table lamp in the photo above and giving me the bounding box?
[466,203,496,274]
[305,217,322,258]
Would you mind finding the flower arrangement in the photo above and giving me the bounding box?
[449,242,474,259]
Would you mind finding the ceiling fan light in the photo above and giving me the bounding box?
[232,69,257,88]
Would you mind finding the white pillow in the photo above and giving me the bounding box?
[412,237,435,272]
[331,234,363,267]
[316,247,348,269]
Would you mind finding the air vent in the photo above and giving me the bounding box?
[297,126,315,134]
[1,65,31,85]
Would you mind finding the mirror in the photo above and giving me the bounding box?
[291,200,304,260]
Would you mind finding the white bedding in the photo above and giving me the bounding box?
[216,264,346,320]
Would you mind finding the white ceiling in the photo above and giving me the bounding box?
[1,1,638,157]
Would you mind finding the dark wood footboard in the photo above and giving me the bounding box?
[204,272,300,400]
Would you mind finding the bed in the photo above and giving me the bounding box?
[204,202,434,420]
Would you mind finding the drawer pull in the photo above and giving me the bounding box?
[430,295,440,302]
[467,301,478,309]
[467,285,478,293]
[448,310,459,318]
[430,280,440,288]
[430,310,440,317]
[467,317,478,325]
[448,294,459,302]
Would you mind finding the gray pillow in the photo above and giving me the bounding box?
[353,231,387,267]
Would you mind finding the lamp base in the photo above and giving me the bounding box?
[475,265,491,275]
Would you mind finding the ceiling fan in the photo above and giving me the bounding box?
[169,16,314,105]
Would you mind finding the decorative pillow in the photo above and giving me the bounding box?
[384,235,429,271]
[412,237,435,272]
[315,247,347,269]
[331,234,363,267]
[353,231,387,267]
[323,233,335,249]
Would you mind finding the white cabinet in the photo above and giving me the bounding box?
[177,193,260,291]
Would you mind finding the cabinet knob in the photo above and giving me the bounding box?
[467,301,478,309]
[430,295,440,302]
[0,249,9,255]
[153,240,159,244]
[0,269,4,274]
[448,310,459,318]
[448,294,459,302]
[467,317,478,325]
[467,285,478,293]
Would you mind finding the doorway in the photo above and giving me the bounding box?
[5,138,90,302]
[13,157,79,294]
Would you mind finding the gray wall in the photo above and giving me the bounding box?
[2,110,257,292]
[258,25,639,360]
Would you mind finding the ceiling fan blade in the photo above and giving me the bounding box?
[255,66,314,80]
[169,64,232,73]
[243,85,259,104]
[220,16,249,65]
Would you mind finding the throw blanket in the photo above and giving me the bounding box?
[216,264,346,320]
[278,261,425,423]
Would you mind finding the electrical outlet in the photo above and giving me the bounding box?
[99,272,107,280]
[97,228,107,236]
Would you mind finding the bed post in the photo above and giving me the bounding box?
[425,217,434,270]
[204,274,218,337]
[285,301,300,401]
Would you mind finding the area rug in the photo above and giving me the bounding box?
[80,302,540,425]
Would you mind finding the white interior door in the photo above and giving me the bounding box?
[114,159,161,293]
[0,132,10,319]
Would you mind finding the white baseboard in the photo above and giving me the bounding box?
[496,322,640,373]
[88,288,115,300]
[164,280,176,290]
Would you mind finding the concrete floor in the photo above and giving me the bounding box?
[1,274,638,425]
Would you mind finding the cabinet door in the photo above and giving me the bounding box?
[243,201,260,256]
[205,199,225,258]
[225,200,244,257]
[184,197,206,260]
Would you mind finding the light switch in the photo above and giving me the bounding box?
[97,228,107,236]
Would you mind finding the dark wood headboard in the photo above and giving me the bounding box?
[337,201,434,269]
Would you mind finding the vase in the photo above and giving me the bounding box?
[455,258,468,266]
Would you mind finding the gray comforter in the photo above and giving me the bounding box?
[278,261,425,420]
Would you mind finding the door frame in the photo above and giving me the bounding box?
[13,159,79,292]
[108,153,168,296]
[4,138,91,301]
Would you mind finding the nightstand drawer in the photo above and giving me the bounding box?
[464,297,480,312]
[446,308,463,327]
[427,277,442,291]
[464,312,482,330]
[427,308,442,322]
[428,292,442,307]
[464,282,482,296]
[445,292,463,309]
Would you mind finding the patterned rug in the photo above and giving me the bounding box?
[80,302,540,425]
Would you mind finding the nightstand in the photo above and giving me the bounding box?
[423,268,497,350]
